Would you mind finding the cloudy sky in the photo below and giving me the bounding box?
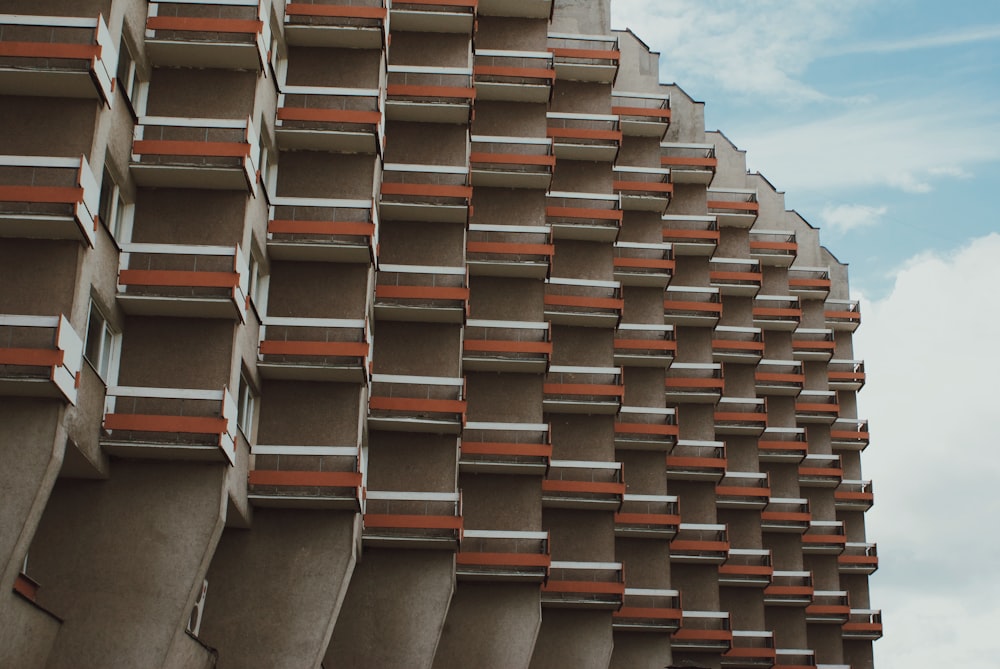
[610,1,1000,667]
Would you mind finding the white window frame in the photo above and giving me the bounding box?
[84,300,120,384]
[98,166,132,244]
[237,371,257,439]
[116,37,148,116]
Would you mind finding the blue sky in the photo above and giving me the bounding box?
[611,2,1000,667]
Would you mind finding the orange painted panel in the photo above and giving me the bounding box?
[118,269,239,289]
[278,108,381,125]
[0,348,63,367]
[0,185,84,205]
[268,219,374,237]
[132,139,250,158]
[259,340,369,357]
[104,413,227,435]
[0,42,99,60]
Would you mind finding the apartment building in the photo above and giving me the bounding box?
[0,0,880,667]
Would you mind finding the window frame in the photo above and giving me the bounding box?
[84,300,120,384]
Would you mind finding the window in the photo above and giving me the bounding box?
[98,167,130,242]
[237,371,256,438]
[246,250,268,315]
[84,301,118,382]
[116,38,146,115]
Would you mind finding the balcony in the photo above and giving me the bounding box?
[749,229,797,267]
[670,523,729,564]
[716,472,770,509]
[543,365,622,415]
[541,561,625,609]
[380,162,471,223]
[368,373,466,433]
[753,295,802,331]
[613,589,682,632]
[258,317,370,382]
[614,324,676,368]
[838,542,878,575]
[842,609,883,640]
[385,65,474,123]
[479,0,553,18]
[101,386,237,464]
[763,571,814,606]
[825,299,861,332]
[145,0,268,70]
[719,549,773,588]
[463,319,551,372]
[661,143,717,185]
[665,362,724,404]
[613,166,672,212]
[714,398,767,436]
[547,112,621,161]
[755,360,804,397]
[614,494,680,539]
[802,520,846,554]
[614,406,677,451]
[792,328,836,362]
[116,243,249,321]
[723,631,776,667]
[713,326,764,364]
[774,649,816,668]
[131,116,259,191]
[544,277,623,326]
[374,264,468,323]
[547,33,619,83]
[276,85,383,154]
[612,91,671,138]
[363,491,462,549]
[0,14,116,103]
[758,426,808,463]
[667,440,726,481]
[798,454,843,488]
[664,286,722,327]
[806,591,850,625]
[795,390,839,424]
[459,421,551,474]
[267,196,376,263]
[761,498,810,534]
[546,191,622,241]
[0,155,99,246]
[830,418,870,451]
[248,443,363,510]
[828,359,866,391]
[473,49,554,103]
[672,611,733,652]
[834,480,874,512]
[613,241,673,288]
[788,266,832,300]
[470,135,554,189]
[283,0,387,49]
[707,188,758,228]
[466,223,552,278]
[389,0,476,33]
[542,460,625,509]
[710,258,763,297]
[0,315,82,404]
[662,214,719,255]
[456,530,550,581]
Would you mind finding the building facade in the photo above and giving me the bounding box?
[0,0,880,667]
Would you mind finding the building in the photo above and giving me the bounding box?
[0,0,880,667]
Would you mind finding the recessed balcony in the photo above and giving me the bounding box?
[670,523,729,564]
[613,588,682,633]
[710,258,763,297]
[466,223,553,278]
[660,143,717,185]
[754,360,804,397]
[542,460,625,510]
[145,0,268,70]
[830,418,870,451]
[842,609,883,640]
[547,112,621,161]
[547,33,619,83]
[544,277,623,326]
[707,188,758,228]
[258,316,370,382]
[795,390,839,424]
[380,162,471,223]
[806,590,851,625]
[470,135,554,189]
[389,0,476,33]
[824,299,861,332]
[665,362,724,404]
[479,0,553,18]
[543,365,623,415]
[0,315,82,404]
[749,229,797,267]
[363,491,462,549]
[723,631,776,668]
[719,549,773,588]
[662,214,719,255]
[0,14,116,103]
[385,65,474,123]
[614,324,676,368]
[664,286,722,327]
[283,0,388,49]
[828,359,866,391]
[716,471,770,509]
[367,373,466,433]
[672,611,733,652]
[788,266,832,300]
[374,263,468,323]
[456,530,550,581]
[459,421,551,474]
[541,561,625,609]
[131,116,259,191]
[613,241,674,288]
[714,398,767,436]
[761,498,810,534]
[667,440,726,481]
[774,649,816,668]
[614,406,678,451]
[267,196,376,263]
[834,480,874,512]
[713,326,764,364]
[838,542,878,575]
[546,191,622,241]
[802,520,846,554]
[248,443,363,510]
[792,328,836,362]
[763,570,814,606]
[758,426,808,463]
[753,295,802,331]
[116,243,249,321]
[613,166,673,212]
[612,91,671,138]
[276,85,383,154]
[463,319,551,372]
[101,386,237,464]
[798,454,843,488]
[473,49,554,103]
[614,494,680,539]
[0,155,99,246]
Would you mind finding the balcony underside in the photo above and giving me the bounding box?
[462,355,549,374]
[367,415,463,434]
[257,361,366,383]
[145,40,261,71]
[384,100,470,124]
[0,376,73,402]
[668,169,714,185]
[378,200,468,223]
[129,164,251,191]
[0,68,104,99]
[283,24,384,49]
[373,303,465,324]
[475,81,551,104]
[100,438,231,463]
[0,213,93,244]
[265,240,373,264]
[467,259,549,279]
[116,294,242,320]
[389,10,473,33]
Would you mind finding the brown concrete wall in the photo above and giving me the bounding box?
[529,610,614,669]
[0,593,60,669]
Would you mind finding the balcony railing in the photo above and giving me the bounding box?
[723,630,776,667]
[363,491,462,549]
[670,523,729,564]
[283,0,388,49]
[707,188,758,228]
[380,162,471,223]
[825,299,861,332]
[456,529,550,581]
[543,365,623,414]
[802,520,846,554]
[473,49,554,103]
[466,223,553,278]
[665,362,724,404]
[389,0,477,34]
[714,397,767,436]
[792,328,836,361]
[798,454,843,488]
[374,263,468,323]
[755,360,804,397]
[761,498,811,534]
[248,443,363,510]
[672,611,733,652]
[774,649,817,667]
[546,191,622,240]
[753,295,802,331]
[664,286,722,327]
[614,494,680,539]
[613,241,674,287]
[660,143,717,185]
[719,549,773,588]
[763,570,814,606]
[479,0,552,19]
[459,421,551,474]
[544,277,623,326]
[716,471,770,509]
[267,196,376,263]
[613,588,682,632]
[830,418,870,451]
[788,266,832,300]
[614,323,676,368]
[838,542,878,575]
[542,460,625,509]
[757,426,808,463]
[806,590,851,624]
[463,319,551,373]
[795,390,839,424]
[0,13,116,104]
[547,33,619,83]
[146,0,268,70]
[0,155,99,246]
[667,440,726,481]
[385,64,474,123]
[613,165,672,212]
[368,373,466,433]
[614,406,678,451]
[749,229,797,267]
[101,386,238,464]
[470,135,554,189]
[541,561,625,609]
[713,326,764,364]
[828,359,866,391]
[842,609,883,640]
[710,257,763,297]
[0,315,83,404]
[276,85,383,154]
[834,480,874,512]
[612,91,671,138]
[258,317,369,382]
[662,214,719,256]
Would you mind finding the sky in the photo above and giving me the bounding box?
[610,2,1000,667]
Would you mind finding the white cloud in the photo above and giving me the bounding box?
[833,23,1000,56]
[819,204,888,233]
